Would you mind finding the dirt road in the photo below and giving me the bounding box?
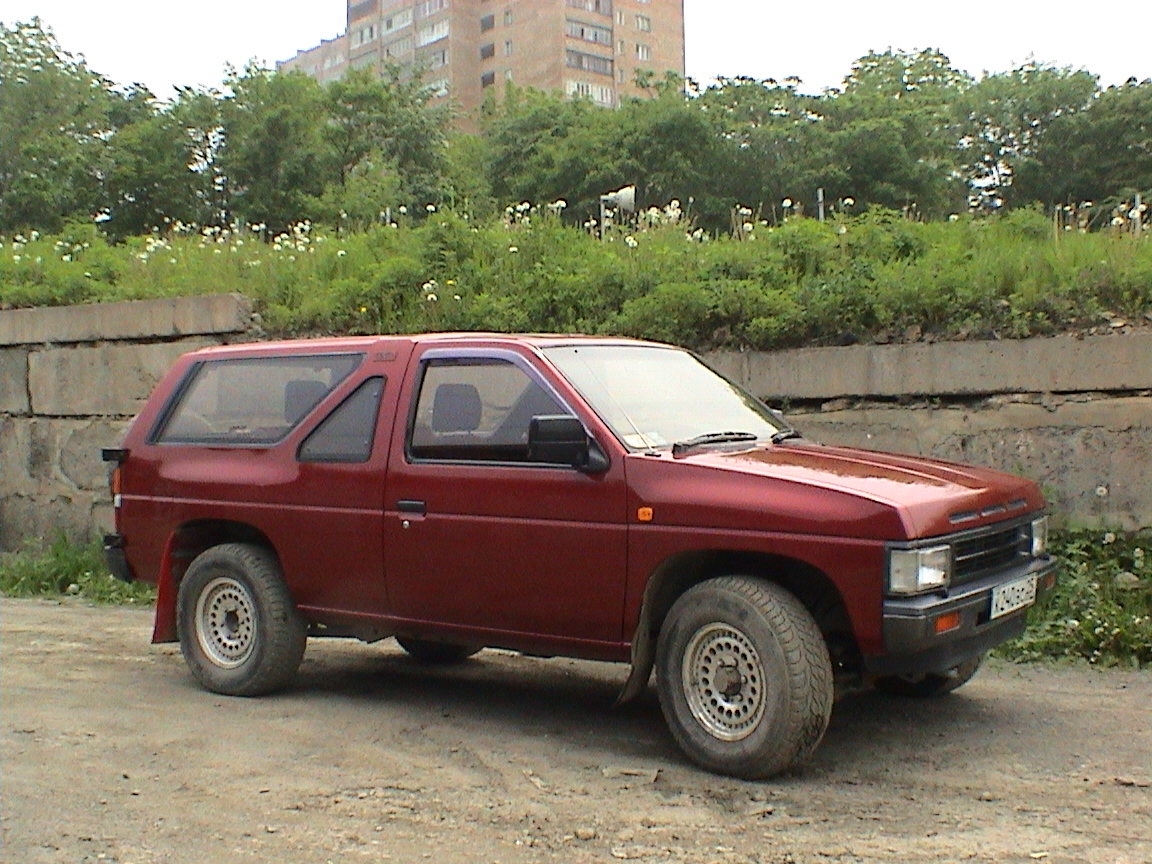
[2,598,1149,864]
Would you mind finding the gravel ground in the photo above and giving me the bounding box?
[2,598,1149,864]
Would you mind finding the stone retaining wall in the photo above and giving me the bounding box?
[1,297,1149,550]
[0,296,254,550]
[711,335,1152,530]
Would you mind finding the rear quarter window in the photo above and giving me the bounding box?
[155,354,362,445]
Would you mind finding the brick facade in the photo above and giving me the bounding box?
[278,0,685,120]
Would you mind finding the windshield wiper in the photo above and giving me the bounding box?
[672,431,758,457]
[770,429,803,444]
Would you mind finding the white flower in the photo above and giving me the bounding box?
[426,293,438,302]
[508,246,519,253]
[1095,485,1109,498]
[426,204,437,213]
[625,236,638,248]
[782,198,793,208]
[398,205,408,215]
[1103,532,1117,544]
[842,197,855,206]
[337,250,347,257]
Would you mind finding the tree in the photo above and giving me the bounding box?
[216,64,334,231]
[958,62,1099,208]
[822,50,973,217]
[322,67,449,218]
[1007,79,1151,209]
[0,19,114,231]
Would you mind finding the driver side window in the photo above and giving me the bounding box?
[408,358,571,463]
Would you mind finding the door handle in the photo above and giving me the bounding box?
[397,499,427,515]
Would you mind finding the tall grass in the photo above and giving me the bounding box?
[2,209,1149,351]
[0,536,156,605]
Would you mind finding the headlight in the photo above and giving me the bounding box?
[1030,515,1049,557]
[889,545,952,595]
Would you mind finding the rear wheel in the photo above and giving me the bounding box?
[396,638,482,664]
[177,543,306,696]
[656,576,833,779]
[874,654,985,697]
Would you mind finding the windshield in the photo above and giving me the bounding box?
[542,344,786,451]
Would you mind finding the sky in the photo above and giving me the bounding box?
[3,0,1151,100]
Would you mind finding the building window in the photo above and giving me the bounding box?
[383,9,413,34]
[427,78,450,97]
[427,48,449,68]
[615,9,625,25]
[505,69,513,80]
[385,37,413,58]
[567,0,612,15]
[618,67,626,83]
[481,71,497,88]
[566,50,613,76]
[565,79,614,106]
[480,14,496,31]
[504,9,513,24]
[566,19,613,45]
[636,43,651,61]
[504,40,513,56]
[635,14,651,32]
[617,38,625,55]
[417,20,450,46]
[416,0,449,17]
[480,42,496,59]
[353,24,377,47]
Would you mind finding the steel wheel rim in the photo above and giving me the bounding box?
[194,576,256,669]
[682,623,767,742]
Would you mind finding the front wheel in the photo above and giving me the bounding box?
[874,654,985,697]
[177,543,306,696]
[656,576,833,779]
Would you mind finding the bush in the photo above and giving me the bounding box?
[0,535,156,605]
[998,529,1152,666]
[2,211,1150,352]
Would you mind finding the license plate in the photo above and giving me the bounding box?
[990,575,1038,620]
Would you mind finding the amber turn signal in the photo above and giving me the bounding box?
[934,611,962,634]
[637,507,654,522]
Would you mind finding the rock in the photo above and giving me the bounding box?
[904,325,922,342]
[1115,571,1140,588]
[575,828,598,841]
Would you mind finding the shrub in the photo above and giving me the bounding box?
[0,535,156,605]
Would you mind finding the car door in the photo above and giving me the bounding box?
[383,346,629,647]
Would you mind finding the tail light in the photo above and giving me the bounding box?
[101,448,128,508]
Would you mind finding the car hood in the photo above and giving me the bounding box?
[627,441,1044,539]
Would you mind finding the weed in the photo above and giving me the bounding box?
[0,535,156,605]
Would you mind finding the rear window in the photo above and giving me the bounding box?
[155,354,362,445]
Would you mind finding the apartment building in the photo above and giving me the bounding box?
[278,0,685,116]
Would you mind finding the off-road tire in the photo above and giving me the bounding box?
[177,543,306,696]
[656,576,833,779]
[874,653,985,698]
[396,638,482,664]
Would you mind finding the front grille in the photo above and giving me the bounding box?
[952,524,1028,585]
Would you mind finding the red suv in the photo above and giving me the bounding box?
[103,334,1057,778]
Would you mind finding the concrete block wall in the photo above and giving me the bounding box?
[712,334,1152,530]
[0,296,254,550]
[1,296,1149,550]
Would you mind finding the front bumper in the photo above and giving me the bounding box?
[865,555,1059,678]
[103,534,136,583]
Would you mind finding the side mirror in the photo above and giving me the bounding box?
[528,415,610,474]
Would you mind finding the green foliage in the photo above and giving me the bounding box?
[3,211,1150,352]
[0,535,156,605]
[999,529,1152,666]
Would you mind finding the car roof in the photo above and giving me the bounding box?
[188,332,665,358]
